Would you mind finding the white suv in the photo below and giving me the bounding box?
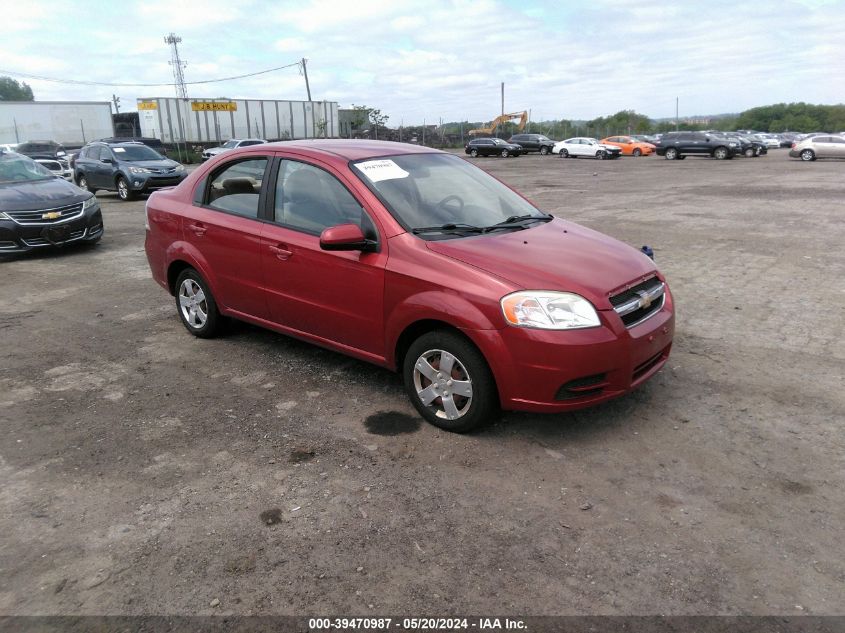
[201,139,267,161]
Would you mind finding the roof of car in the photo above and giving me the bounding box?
[257,139,441,160]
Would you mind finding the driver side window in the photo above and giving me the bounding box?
[274,160,365,235]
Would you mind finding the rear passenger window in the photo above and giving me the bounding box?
[274,160,365,234]
[206,158,268,218]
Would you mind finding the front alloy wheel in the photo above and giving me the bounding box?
[116,176,135,200]
[470,149,479,157]
[539,146,549,155]
[633,148,642,157]
[501,149,510,158]
[596,150,606,160]
[403,330,497,432]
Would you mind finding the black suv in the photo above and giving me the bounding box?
[655,132,738,160]
[16,140,67,160]
[507,133,555,155]
[464,138,522,157]
[74,141,187,200]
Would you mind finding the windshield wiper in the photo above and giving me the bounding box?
[482,214,553,233]
[411,223,485,235]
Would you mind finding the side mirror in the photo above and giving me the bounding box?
[320,223,375,252]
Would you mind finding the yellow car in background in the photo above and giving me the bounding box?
[599,136,656,157]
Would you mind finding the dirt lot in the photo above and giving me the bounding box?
[1,149,843,617]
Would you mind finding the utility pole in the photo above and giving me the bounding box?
[112,94,121,113]
[164,33,188,99]
[675,97,679,131]
[301,58,312,101]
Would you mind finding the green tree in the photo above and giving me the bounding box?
[369,108,389,140]
[0,76,34,100]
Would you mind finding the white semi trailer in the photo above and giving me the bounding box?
[0,101,114,147]
[136,97,339,144]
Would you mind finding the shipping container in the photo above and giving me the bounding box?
[136,97,339,144]
[0,101,114,147]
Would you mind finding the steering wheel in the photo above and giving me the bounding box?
[436,194,464,215]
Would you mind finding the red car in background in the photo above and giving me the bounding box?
[144,140,674,432]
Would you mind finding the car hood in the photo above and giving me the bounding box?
[425,219,657,309]
[204,147,230,154]
[0,178,89,211]
[124,159,182,169]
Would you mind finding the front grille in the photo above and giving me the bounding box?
[555,373,609,401]
[148,176,182,186]
[610,276,665,328]
[22,228,86,247]
[5,202,84,225]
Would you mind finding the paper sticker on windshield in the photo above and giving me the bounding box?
[354,159,409,183]
[113,147,126,153]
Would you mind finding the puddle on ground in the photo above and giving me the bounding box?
[364,411,421,436]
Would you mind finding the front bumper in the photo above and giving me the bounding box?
[468,287,675,412]
[0,205,104,253]
[129,172,188,192]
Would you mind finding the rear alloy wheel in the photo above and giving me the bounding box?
[501,149,510,158]
[713,146,729,160]
[77,174,96,193]
[470,149,479,157]
[175,269,222,338]
[539,146,549,155]
[558,148,569,158]
[632,148,642,157]
[665,148,679,160]
[800,149,815,161]
[745,147,755,158]
[403,330,497,433]
[116,176,135,200]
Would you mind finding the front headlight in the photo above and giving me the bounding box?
[82,196,98,209]
[129,167,152,174]
[501,291,601,330]
[175,164,186,172]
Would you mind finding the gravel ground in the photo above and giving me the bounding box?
[1,149,843,616]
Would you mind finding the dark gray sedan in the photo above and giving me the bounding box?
[0,151,103,253]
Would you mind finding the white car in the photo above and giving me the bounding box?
[34,157,73,181]
[201,138,268,161]
[552,137,622,159]
[752,134,781,149]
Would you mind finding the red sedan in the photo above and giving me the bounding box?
[144,140,674,432]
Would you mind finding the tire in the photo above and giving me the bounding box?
[713,146,729,160]
[77,174,96,193]
[558,148,569,158]
[174,268,223,338]
[500,149,509,158]
[744,148,755,158]
[403,330,498,433]
[665,148,679,160]
[596,150,606,160]
[470,149,478,157]
[116,176,135,200]
[800,149,815,162]
[633,148,642,157]
[539,146,549,155]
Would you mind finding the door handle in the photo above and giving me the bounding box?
[269,244,293,260]
[189,222,207,236]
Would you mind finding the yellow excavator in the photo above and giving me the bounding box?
[468,111,528,136]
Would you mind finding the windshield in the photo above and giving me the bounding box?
[0,154,55,184]
[352,153,546,237]
[112,145,164,161]
[222,140,239,148]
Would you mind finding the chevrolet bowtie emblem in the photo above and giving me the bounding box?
[636,290,652,310]
[42,211,61,220]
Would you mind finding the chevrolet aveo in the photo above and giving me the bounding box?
[145,140,674,432]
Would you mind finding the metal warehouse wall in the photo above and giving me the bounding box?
[137,98,339,143]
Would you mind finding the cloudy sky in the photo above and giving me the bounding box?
[5,0,845,124]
